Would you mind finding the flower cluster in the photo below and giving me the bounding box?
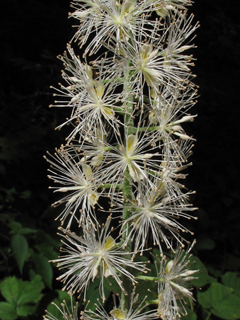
[156,245,198,319]
[45,0,199,319]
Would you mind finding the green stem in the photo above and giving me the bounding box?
[136,275,165,282]
[206,312,212,320]
[131,125,159,133]
[121,167,132,309]
[121,60,134,311]
[98,183,123,190]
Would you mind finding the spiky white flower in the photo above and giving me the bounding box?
[82,290,157,320]
[99,130,161,190]
[44,298,78,320]
[109,291,157,320]
[121,175,196,254]
[149,85,197,136]
[156,244,198,319]
[51,46,122,141]
[110,14,197,97]
[161,12,198,74]
[148,85,197,163]
[45,147,104,228]
[81,298,112,320]
[154,0,192,18]
[70,0,180,55]
[64,127,108,169]
[53,216,146,302]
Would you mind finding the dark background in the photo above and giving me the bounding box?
[1,0,240,318]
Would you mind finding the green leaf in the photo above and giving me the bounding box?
[198,287,213,309]
[32,252,53,289]
[17,305,35,317]
[46,291,75,319]
[184,307,197,320]
[36,230,61,249]
[17,275,44,305]
[135,274,157,302]
[198,282,240,319]
[28,268,37,280]
[210,283,233,306]
[0,276,44,306]
[222,272,240,297]
[18,227,38,235]
[189,256,210,287]
[11,234,28,273]
[211,293,240,319]
[0,302,17,320]
[35,243,58,260]
[84,278,110,311]
[0,276,21,305]
[20,190,32,199]
[103,276,121,296]
[196,234,215,250]
[8,221,22,234]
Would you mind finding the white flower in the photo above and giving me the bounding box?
[161,12,199,74]
[67,127,108,167]
[44,298,78,320]
[110,291,157,320]
[99,130,161,189]
[111,14,197,96]
[82,290,156,320]
[45,146,104,228]
[81,298,112,320]
[121,175,197,254]
[70,0,173,55]
[149,86,197,136]
[148,84,197,162]
[53,216,146,302]
[154,0,192,18]
[156,245,198,319]
[51,46,122,141]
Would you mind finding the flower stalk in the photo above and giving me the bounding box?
[45,0,199,319]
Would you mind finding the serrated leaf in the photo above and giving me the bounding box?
[0,276,43,313]
[0,302,17,320]
[11,234,28,274]
[32,252,53,289]
[0,276,21,305]
[17,275,44,305]
[17,305,36,317]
